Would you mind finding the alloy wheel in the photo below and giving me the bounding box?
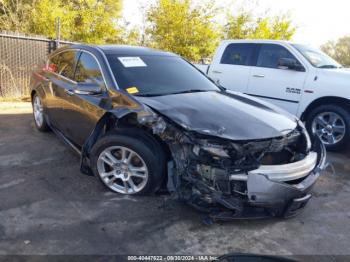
[33,95,44,127]
[311,111,346,145]
[97,146,149,194]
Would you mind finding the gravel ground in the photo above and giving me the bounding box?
[0,102,349,256]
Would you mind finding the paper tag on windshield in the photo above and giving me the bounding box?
[126,87,139,94]
[118,57,147,68]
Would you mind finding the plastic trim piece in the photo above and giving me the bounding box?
[248,151,317,182]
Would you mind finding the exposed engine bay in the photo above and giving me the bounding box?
[136,107,325,220]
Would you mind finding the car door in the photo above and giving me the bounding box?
[247,44,307,115]
[208,43,256,93]
[58,50,107,147]
[45,50,79,131]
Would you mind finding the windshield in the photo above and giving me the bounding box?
[106,55,220,96]
[292,44,342,69]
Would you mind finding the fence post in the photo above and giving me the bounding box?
[55,17,61,49]
[48,40,57,53]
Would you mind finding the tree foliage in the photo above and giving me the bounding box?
[32,0,122,43]
[224,12,296,40]
[321,36,350,66]
[146,0,220,62]
[1,0,298,60]
[0,0,122,43]
[0,0,33,32]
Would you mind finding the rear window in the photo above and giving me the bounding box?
[220,43,255,66]
[49,50,78,79]
[106,55,220,96]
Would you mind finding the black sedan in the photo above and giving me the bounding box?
[30,45,326,220]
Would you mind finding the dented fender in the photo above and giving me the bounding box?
[79,104,166,175]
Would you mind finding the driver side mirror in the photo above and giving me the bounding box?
[75,82,103,95]
[278,58,305,72]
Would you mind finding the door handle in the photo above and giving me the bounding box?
[212,70,222,74]
[253,74,265,78]
[65,89,74,96]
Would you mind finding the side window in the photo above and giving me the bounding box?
[48,54,61,73]
[220,44,255,66]
[257,44,299,69]
[48,50,78,80]
[74,52,104,86]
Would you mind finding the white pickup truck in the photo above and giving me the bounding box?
[196,40,350,151]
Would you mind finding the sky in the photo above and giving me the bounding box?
[123,0,350,48]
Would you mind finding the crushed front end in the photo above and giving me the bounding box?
[156,119,326,220]
[137,107,326,220]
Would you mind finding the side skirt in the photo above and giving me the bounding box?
[50,125,81,156]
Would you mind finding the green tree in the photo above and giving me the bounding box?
[224,12,296,40]
[321,36,350,66]
[1,0,122,44]
[0,0,33,32]
[146,0,220,62]
[30,0,122,43]
[115,26,143,46]
[115,3,150,46]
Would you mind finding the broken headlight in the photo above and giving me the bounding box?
[137,106,167,134]
[193,142,230,158]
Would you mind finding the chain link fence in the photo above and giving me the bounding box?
[0,31,73,98]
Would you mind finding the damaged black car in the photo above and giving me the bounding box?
[30,45,326,220]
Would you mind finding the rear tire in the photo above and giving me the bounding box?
[90,130,166,195]
[306,104,350,151]
[32,93,50,132]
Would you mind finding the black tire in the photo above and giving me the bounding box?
[305,104,350,151]
[32,93,50,132]
[90,129,167,195]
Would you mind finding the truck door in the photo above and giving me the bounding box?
[208,43,256,93]
[247,43,307,115]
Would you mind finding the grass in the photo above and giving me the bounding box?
[0,96,31,102]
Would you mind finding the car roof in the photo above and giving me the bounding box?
[51,44,178,57]
[97,45,177,56]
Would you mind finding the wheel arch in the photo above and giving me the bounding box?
[30,90,37,102]
[80,111,172,175]
[301,96,350,121]
[30,84,46,103]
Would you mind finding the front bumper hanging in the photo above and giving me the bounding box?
[205,138,327,220]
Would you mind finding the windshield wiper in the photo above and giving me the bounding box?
[167,89,213,95]
[135,93,165,97]
[136,89,213,97]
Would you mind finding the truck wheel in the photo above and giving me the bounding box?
[306,104,350,151]
[90,130,166,195]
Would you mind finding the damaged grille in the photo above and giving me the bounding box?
[192,128,308,175]
[240,129,301,153]
[159,118,315,218]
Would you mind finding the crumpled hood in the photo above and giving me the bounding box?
[136,91,298,140]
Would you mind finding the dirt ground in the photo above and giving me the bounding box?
[0,102,350,256]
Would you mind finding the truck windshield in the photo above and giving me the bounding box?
[106,55,220,96]
[292,44,342,69]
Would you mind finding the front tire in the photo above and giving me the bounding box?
[306,104,350,151]
[32,93,50,132]
[90,130,166,195]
